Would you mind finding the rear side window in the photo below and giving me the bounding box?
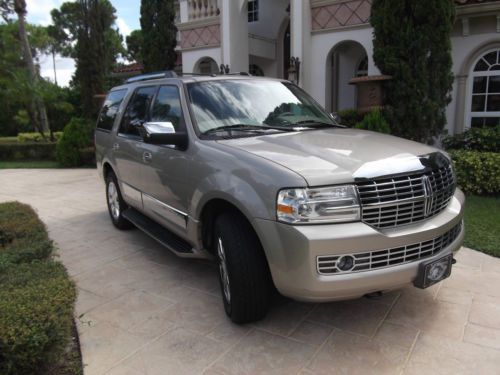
[150,86,184,131]
[97,89,127,131]
[119,86,157,136]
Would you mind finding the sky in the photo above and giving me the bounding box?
[25,0,141,86]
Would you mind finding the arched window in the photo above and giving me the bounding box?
[470,49,500,128]
[249,64,264,76]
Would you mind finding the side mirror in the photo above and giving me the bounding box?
[142,122,188,150]
[330,112,341,124]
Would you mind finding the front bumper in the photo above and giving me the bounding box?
[253,189,465,302]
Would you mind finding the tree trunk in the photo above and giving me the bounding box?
[14,0,50,135]
[52,47,58,86]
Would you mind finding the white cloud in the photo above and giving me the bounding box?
[116,17,131,37]
[38,53,75,87]
[26,0,63,25]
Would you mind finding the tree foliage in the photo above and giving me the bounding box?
[126,29,143,63]
[50,0,124,118]
[371,0,455,142]
[0,19,55,136]
[140,0,177,72]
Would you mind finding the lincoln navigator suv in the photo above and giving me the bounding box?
[95,72,465,323]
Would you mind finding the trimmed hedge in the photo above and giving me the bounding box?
[17,132,63,143]
[443,125,500,152]
[337,108,365,128]
[449,150,500,195]
[0,142,57,161]
[0,202,77,375]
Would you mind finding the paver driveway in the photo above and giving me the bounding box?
[1,169,500,375]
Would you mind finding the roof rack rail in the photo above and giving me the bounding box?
[125,70,177,83]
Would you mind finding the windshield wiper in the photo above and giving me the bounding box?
[294,120,346,128]
[203,124,294,135]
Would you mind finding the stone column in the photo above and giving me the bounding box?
[290,0,311,90]
[220,0,249,73]
[454,75,468,134]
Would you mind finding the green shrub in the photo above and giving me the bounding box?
[17,132,63,143]
[449,150,500,195]
[0,142,57,161]
[0,202,52,263]
[442,125,500,152]
[355,108,391,134]
[56,118,95,167]
[0,202,77,375]
[337,108,365,128]
[0,262,76,375]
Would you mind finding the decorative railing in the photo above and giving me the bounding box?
[188,0,220,20]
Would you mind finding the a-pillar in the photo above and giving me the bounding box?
[220,0,249,73]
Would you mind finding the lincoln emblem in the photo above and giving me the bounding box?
[422,175,434,217]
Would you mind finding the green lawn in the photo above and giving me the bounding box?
[0,160,60,169]
[464,195,500,258]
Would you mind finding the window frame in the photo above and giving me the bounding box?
[248,0,259,22]
[467,48,500,129]
[96,88,128,133]
[149,84,187,133]
[117,85,159,139]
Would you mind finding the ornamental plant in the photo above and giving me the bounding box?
[371,0,455,142]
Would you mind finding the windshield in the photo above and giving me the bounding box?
[186,80,335,135]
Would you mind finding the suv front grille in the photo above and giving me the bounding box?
[356,164,455,228]
[317,221,462,275]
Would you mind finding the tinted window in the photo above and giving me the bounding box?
[150,86,183,131]
[97,89,127,131]
[119,86,157,136]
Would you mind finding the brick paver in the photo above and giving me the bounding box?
[1,169,499,375]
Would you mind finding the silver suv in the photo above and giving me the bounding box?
[95,72,465,323]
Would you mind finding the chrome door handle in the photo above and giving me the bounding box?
[143,152,152,163]
[112,143,120,151]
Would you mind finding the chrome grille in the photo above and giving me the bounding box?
[317,221,462,275]
[356,164,455,228]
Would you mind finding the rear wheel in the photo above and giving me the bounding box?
[214,212,271,323]
[105,172,133,230]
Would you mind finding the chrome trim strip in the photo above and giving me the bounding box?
[142,192,188,217]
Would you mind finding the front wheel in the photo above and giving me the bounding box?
[105,172,133,230]
[214,212,271,323]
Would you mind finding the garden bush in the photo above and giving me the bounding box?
[0,142,57,161]
[17,132,63,143]
[337,108,365,128]
[56,118,95,167]
[449,150,500,195]
[0,202,77,375]
[442,125,500,152]
[355,108,391,134]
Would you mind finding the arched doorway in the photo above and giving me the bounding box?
[468,48,500,128]
[194,57,219,74]
[325,41,368,112]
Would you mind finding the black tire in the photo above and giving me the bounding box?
[214,212,271,323]
[105,172,134,230]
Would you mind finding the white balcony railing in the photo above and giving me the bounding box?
[188,0,219,20]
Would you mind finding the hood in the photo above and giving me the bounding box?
[217,128,440,186]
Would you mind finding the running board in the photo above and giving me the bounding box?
[123,207,194,255]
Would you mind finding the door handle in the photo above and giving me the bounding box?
[143,152,152,163]
[112,143,120,151]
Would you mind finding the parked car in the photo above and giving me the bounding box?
[95,72,464,323]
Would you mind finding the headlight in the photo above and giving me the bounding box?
[277,185,361,224]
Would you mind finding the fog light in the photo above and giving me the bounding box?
[427,259,448,281]
[337,255,355,271]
